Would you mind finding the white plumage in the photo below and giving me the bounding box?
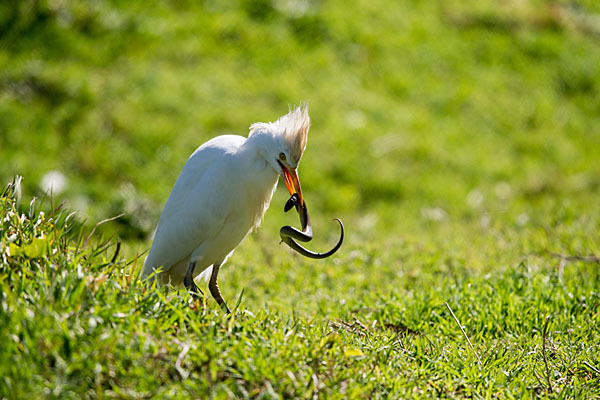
[140,106,311,311]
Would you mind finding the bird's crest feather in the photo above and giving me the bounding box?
[249,104,310,164]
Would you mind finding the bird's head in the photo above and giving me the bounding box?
[249,104,344,259]
[250,105,310,207]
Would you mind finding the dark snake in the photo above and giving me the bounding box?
[279,193,344,258]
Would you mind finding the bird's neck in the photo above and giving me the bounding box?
[243,130,278,168]
[240,131,280,225]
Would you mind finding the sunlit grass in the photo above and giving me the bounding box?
[1,175,599,397]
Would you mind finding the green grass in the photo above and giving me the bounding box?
[1,0,600,397]
[2,179,599,398]
[1,178,599,398]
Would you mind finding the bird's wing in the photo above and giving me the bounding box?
[141,136,245,277]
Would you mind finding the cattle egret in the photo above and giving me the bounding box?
[140,105,343,312]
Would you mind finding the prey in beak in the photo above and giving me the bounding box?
[277,161,343,259]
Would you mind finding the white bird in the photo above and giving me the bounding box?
[140,105,343,312]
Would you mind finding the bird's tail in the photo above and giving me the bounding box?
[196,265,213,283]
[139,255,154,281]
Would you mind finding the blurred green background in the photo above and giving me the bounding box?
[3,3,600,395]
[1,0,599,250]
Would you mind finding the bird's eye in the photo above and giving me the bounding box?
[279,152,286,161]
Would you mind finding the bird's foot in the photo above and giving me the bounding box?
[185,282,205,311]
[221,302,231,315]
[189,286,204,299]
[184,275,204,297]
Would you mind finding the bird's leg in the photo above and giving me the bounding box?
[209,263,230,314]
[183,261,204,297]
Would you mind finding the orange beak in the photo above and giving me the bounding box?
[280,163,304,207]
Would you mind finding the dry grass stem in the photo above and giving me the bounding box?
[583,361,600,376]
[546,251,600,264]
[445,302,482,371]
[542,315,553,392]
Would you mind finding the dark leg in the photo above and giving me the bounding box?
[183,261,203,297]
[209,263,230,314]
